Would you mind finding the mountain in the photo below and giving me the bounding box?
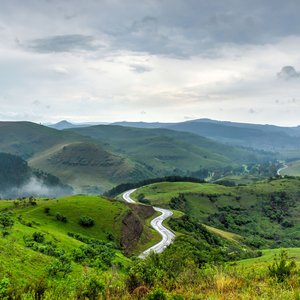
[0,122,152,193]
[47,120,106,130]
[0,121,275,194]
[67,125,274,173]
[111,119,300,155]
[111,121,172,129]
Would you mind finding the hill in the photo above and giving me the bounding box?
[131,178,300,249]
[0,153,72,198]
[0,121,89,159]
[0,122,155,193]
[29,142,154,194]
[0,121,276,194]
[112,118,300,156]
[68,124,274,174]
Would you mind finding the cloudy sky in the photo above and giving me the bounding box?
[1,0,300,125]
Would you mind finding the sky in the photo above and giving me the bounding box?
[0,0,300,126]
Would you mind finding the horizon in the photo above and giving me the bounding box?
[1,117,299,128]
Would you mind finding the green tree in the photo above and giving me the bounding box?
[0,212,14,237]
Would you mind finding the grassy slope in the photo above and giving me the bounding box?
[236,248,300,268]
[132,179,300,248]
[282,160,300,176]
[0,196,128,251]
[29,142,152,193]
[68,125,270,173]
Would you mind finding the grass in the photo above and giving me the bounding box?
[282,160,300,176]
[17,195,128,242]
[132,178,300,249]
[204,224,242,243]
[131,182,229,208]
[236,248,300,267]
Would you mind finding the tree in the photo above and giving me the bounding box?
[0,212,14,236]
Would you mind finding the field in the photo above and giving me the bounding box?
[282,160,300,176]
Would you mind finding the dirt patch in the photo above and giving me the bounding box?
[121,204,155,255]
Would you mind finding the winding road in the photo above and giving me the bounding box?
[277,164,288,176]
[122,188,175,258]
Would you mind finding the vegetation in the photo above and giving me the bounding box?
[132,178,300,248]
[78,215,95,227]
[1,178,300,298]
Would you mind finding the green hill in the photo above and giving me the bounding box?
[68,124,274,174]
[29,142,153,194]
[114,119,300,156]
[0,121,275,194]
[131,178,300,248]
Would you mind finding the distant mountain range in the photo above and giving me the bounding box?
[111,119,300,154]
[48,120,108,130]
[0,121,274,194]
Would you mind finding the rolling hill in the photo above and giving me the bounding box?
[112,119,300,156]
[0,121,276,194]
[67,124,274,173]
[131,178,300,249]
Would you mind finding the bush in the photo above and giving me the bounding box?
[146,288,167,300]
[44,207,50,214]
[55,213,67,223]
[0,277,10,299]
[47,255,72,277]
[268,250,297,282]
[79,216,95,227]
[32,232,45,243]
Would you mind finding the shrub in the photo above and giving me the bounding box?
[44,207,50,214]
[55,213,67,223]
[32,232,45,243]
[47,255,72,277]
[137,193,145,201]
[146,288,167,300]
[0,277,10,299]
[79,216,95,227]
[268,250,297,282]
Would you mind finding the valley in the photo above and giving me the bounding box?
[0,119,300,299]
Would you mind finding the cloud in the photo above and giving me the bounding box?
[26,34,100,53]
[130,64,152,73]
[277,66,300,80]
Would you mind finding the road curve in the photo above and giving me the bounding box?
[122,189,175,258]
[277,164,288,176]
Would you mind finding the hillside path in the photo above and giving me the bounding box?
[123,188,175,258]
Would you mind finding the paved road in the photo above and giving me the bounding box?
[122,189,175,258]
[277,164,288,176]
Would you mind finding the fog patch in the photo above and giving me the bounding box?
[0,176,73,199]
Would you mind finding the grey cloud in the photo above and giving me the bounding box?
[26,34,99,53]
[130,64,152,73]
[277,66,300,80]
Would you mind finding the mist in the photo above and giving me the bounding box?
[0,176,73,199]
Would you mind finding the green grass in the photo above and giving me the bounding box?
[131,182,229,208]
[204,224,242,243]
[132,178,300,249]
[235,248,300,270]
[282,160,300,176]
